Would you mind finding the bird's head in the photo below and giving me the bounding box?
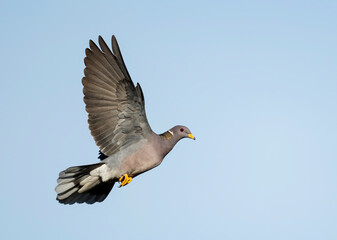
[170,125,196,140]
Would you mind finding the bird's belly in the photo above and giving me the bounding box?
[121,146,162,177]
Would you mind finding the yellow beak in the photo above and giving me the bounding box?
[188,133,196,140]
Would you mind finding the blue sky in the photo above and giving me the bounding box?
[1,1,336,239]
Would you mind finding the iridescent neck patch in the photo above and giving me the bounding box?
[160,130,174,140]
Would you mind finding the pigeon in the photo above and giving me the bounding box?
[55,36,195,204]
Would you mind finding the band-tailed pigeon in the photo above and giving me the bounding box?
[55,36,195,204]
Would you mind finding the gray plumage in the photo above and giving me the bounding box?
[56,36,195,204]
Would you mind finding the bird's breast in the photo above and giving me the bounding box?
[120,142,163,177]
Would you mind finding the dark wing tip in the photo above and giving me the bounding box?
[112,35,117,43]
[98,35,105,47]
[111,35,120,53]
[89,39,101,52]
[136,83,145,104]
[85,48,91,56]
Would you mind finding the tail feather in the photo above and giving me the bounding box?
[56,163,115,204]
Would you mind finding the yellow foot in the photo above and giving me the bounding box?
[118,174,133,187]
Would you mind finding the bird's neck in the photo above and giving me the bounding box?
[159,131,181,157]
[159,130,174,140]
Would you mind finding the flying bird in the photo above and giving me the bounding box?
[55,36,195,204]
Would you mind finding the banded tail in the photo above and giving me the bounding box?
[55,163,115,204]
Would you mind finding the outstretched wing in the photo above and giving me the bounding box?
[82,35,152,156]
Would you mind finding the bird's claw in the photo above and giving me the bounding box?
[119,174,132,187]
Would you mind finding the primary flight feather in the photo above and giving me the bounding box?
[55,36,195,204]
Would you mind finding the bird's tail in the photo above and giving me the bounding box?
[55,162,115,204]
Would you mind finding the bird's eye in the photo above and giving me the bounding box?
[180,128,184,132]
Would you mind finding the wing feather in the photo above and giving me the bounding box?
[87,42,123,80]
[83,36,152,156]
[111,36,133,81]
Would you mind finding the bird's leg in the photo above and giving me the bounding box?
[118,174,133,187]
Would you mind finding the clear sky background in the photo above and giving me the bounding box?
[1,1,336,239]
